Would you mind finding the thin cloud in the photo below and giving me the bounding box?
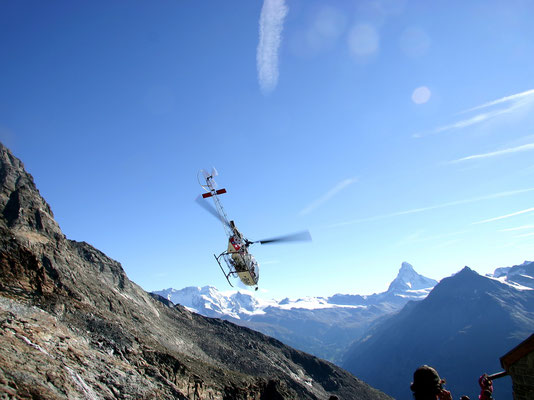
[329,187,534,228]
[431,107,517,135]
[300,178,358,216]
[407,229,470,245]
[414,88,534,138]
[462,88,534,113]
[257,0,288,94]
[394,230,425,247]
[450,142,534,163]
[473,207,534,225]
[516,232,534,238]
[499,225,534,232]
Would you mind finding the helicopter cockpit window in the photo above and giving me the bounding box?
[251,258,259,278]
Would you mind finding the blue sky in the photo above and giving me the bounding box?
[2,0,533,300]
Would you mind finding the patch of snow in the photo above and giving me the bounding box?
[276,297,366,310]
[65,366,99,400]
[486,275,533,291]
[405,288,432,295]
[235,308,267,316]
[18,334,52,358]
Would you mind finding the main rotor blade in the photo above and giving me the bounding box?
[255,230,312,245]
[195,195,230,228]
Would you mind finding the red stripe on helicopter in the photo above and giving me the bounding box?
[202,188,227,198]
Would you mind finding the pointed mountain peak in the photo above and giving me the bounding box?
[400,261,415,271]
[426,265,515,302]
[455,266,478,277]
[387,262,437,294]
[0,142,63,240]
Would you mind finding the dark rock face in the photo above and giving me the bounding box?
[342,267,534,400]
[0,142,391,400]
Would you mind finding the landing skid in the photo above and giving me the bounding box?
[214,253,235,287]
[214,251,259,291]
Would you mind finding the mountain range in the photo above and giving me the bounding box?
[0,142,391,399]
[156,262,534,400]
[342,265,534,400]
[154,262,438,363]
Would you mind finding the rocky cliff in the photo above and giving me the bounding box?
[0,142,391,400]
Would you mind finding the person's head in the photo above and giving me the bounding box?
[411,365,445,399]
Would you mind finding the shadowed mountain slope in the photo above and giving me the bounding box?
[342,266,534,400]
[0,142,391,399]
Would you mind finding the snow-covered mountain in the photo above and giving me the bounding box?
[153,262,437,362]
[386,261,438,295]
[487,260,534,290]
[155,286,264,319]
[155,262,435,319]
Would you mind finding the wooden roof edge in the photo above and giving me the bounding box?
[500,334,534,371]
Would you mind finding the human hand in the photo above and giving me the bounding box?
[479,374,493,392]
[437,389,452,400]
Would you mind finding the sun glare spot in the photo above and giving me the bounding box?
[314,6,346,39]
[289,6,347,58]
[412,86,431,104]
[348,24,379,58]
[400,27,431,58]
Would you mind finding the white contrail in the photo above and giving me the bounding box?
[499,225,534,232]
[451,142,534,163]
[414,89,534,137]
[328,187,534,228]
[473,207,534,225]
[462,88,534,113]
[257,0,288,94]
[432,108,511,135]
[300,178,358,215]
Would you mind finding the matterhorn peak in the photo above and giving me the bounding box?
[400,262,415,272]
[387,262,437,294]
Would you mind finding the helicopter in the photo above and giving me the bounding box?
[196,168,311,290]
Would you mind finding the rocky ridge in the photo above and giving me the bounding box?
[0,142,391,399]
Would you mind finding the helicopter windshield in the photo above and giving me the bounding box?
[250,256,259,281]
